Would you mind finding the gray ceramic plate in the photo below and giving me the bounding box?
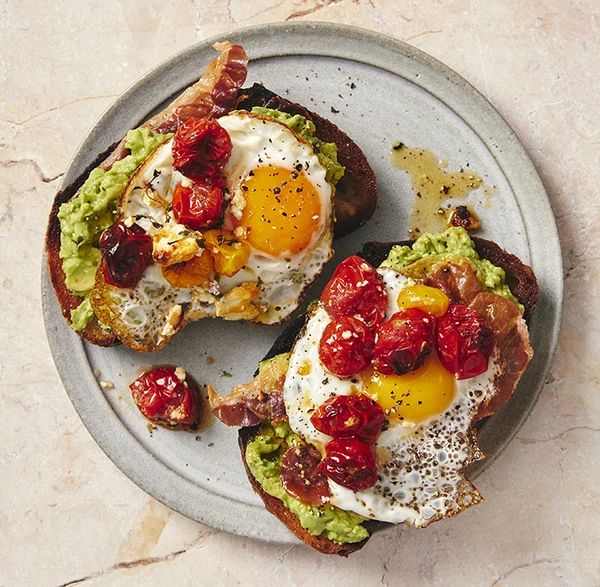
[42,22,562,544]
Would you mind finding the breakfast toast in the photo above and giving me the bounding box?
[225,233,538,555]
[46,49,378,348]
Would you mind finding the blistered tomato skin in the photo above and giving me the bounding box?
[99,221,152,288]
[437,304,495,380]
[321,256,388,330]
[172,118,232,182]
[129,367,197,427]
[372,308,436,375]
[320,438,378,491]
[172,182,224,230]
[310,394,385,444]
[319,316,375,378]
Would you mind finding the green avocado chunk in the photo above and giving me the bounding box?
[250,107,345,186]
[381,227,523,311]
[245,419,369,545]
[57,127,171,331]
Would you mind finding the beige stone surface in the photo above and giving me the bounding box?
[1,1,598,585]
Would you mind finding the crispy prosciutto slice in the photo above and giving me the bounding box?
[424,262,533,419]
[281,444,331,506]
[423,259,484,305]
[101,41,248,169]
[469,292,534,420]
[209,353,289,427]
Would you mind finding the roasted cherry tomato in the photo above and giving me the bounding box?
[320,438,377,491]
[319,316,375,378]
[372,308,436,375]
[310,394,385,444]
[172,182,224,230]
[161,250,214,288]
[203,229,251,277]
[99,221,152,288]
[172,118,232,182]
[129,367,197,427]
[321,256,388,330]
[437,304,494,379]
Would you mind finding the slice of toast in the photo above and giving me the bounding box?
[239,236,538,553]
[45,142,120,346]
[47,83,377,347]
[238,426,384,556]
[45,41,249,346]
[234,83,378,238]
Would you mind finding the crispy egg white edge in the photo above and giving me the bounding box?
[283,268,499,526]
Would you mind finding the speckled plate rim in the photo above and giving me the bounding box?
[42,21,563,544]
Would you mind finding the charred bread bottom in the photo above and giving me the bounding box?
[240,236,538,552]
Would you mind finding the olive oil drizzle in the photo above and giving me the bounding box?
[391,143,490,239]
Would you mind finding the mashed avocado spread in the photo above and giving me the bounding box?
[246,420,368,544]
[381,227,523,311]
[58,128,171,330]
[251,107,345,186]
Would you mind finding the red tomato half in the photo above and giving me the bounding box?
[310,394,384,444]
[437,304,494,379]
[172,182,224,230]
[320,438,377,491]
[318,316,375,378]
[99,221,152,288]
[321,256,388,330]
[372,308,436,375]
[129,367,198,427]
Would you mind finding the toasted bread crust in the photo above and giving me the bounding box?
[359,237,538,320]
[45,142,119,347]
[238,426,383,556]
[47,84,377,347]
[234,84,378,238]
[240,236,538,552]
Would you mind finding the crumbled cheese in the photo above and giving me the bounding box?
[161,304,182,337]
[153,223,200,266]
[229,189,247,220]
[174,366,187,382]
[233,226,248,241]
[99,380,114,391]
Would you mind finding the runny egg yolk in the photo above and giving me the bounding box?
[237,165,322,256]
[362,352,456,425]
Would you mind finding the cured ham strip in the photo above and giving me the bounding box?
[209,353,289,427]
[101,41,248,170]
[469,292,534,420]
[425,263,533,419]
[423,260,484,305]
[281,444,331,506]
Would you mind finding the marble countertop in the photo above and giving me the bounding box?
[1,1,598,585]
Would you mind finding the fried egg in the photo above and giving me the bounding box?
[92,112,334,350]
[283,268,498,526]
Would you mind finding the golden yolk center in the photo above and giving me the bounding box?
[237,165,322,256]
[362,352,456,425]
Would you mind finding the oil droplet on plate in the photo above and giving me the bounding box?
[391,143,491,238]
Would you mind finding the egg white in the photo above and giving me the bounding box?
[106,112,334,346]
[218,112,334,323]
[282,268,499,526]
